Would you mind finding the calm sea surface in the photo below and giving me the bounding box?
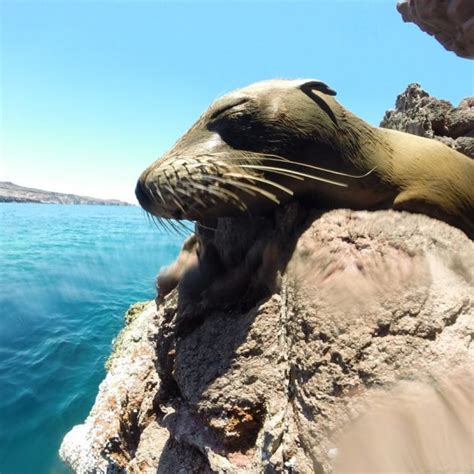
[0,203,187,474]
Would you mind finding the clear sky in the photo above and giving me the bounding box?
[1,0,473,203]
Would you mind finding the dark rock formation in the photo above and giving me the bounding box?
[381,83,474,158]
[60,206,474,473]
[397,0,474,59]
[0,181,131,205]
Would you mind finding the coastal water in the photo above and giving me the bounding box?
[0,203,187,474]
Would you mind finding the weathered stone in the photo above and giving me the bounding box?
[60,207,474,473]
[381,83,474,158]
[397,0,474,59]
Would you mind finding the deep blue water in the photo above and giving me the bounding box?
[0,203,187,474]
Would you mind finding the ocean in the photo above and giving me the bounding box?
[0,203,187,474]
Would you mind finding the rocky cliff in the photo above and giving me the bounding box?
[60,203,474,473]
[59,77,474,474]
[0,181,131,205]
[397,0,474,59]
[381,83,474,158]
[59,78,474,473]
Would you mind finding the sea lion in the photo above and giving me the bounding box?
[136,79,474,238]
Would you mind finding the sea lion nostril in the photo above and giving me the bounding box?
[135,180,152,209]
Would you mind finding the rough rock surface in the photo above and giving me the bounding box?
[397,0,474,59]
[381,83,474,158]
[60,206,474,473]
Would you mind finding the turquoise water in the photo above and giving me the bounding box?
[0,203,187,474]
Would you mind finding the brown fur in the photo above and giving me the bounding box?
[136,79,474,238]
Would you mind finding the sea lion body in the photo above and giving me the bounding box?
[136,79,474,237]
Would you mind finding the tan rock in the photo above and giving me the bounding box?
[397,0,474,58]
[381,83,474,158]
[60,208,474,473]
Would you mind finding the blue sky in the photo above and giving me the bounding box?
[1,0,473,203]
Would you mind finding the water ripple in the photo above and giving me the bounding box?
[0,203,187,474]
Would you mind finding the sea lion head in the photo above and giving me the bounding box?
[136,79,362,221]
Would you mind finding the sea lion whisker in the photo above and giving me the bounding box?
[171,220,191,237]
[161,170,188,212]
[144,210,152,225]
[164,207,193,231]
[261,156,376,179]
[174,185,208,209]
[197,176,249,212]
[185,180,238,208]
[222,174,281,204]
[185,181,222,206]
[224,172,295,196]
[238,164,305,181]
[158,174,187,214]
[172,187,211,223]
[160,218,179,235]
[162,183,188,215]
[208,185,248,212]
[149,182,167,205]
[146,211,168,234]
[204,151,373,179]
[231,151,374,179]
[239,165,348,188]
[194,173,260,201]
[149,213,170,235]
[172,184,225,219]
[186,160,233,174]
[195,221,218,232]
[203,177,258,198]
[164,218,181,234]
[157,216,174,233]
[156,211,188,235]
[150,215,170,234]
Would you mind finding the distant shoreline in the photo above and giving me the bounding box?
[0,200,136,206]
[0,182,133,206]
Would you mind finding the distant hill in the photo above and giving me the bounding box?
[0,182,132,206]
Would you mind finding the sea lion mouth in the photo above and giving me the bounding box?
[135,147,357,223]
[135,148,288,222]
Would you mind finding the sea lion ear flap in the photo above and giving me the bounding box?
[299,80,338,126]
[300,80,337,96]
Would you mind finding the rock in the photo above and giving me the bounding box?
[397,0,474,59]
[60,206,474,473]
[381,83,474,158]
[60,302,165,473]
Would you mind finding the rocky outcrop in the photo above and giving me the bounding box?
[397,0,474,59]
[381,83,474,158]
[60,82,474,473]
[0,181,130,205]
[60,206,474,473]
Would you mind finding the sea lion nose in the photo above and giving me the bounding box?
[135,178,153,211]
